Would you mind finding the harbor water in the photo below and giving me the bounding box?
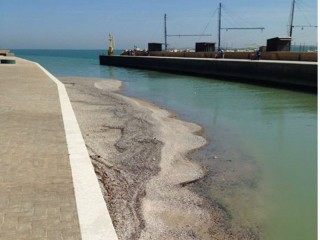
[14,50,317,239]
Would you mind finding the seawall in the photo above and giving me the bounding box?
[99,55,317,92]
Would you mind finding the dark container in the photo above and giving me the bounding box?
[148,43,162,52]
[266,37,292,51]
[195,42,215,52]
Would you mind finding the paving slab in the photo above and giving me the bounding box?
[0,58,118,240]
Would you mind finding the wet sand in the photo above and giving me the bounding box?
[60,77,257,240]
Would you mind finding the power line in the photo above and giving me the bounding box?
[168,34,212,37]
[221,27,265,31]
[164,13,212,50]
[217,2,265,49]
[199,8,218,41]
[295,1,316,27]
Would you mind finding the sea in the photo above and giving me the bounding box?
[13,49,317,239]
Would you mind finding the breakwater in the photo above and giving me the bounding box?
[99,55,317,92]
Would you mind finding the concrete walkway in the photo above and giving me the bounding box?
[0,58,118,240]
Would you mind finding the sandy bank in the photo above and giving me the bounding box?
[60,77,257,240]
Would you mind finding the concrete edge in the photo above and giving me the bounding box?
[107,55,318,65]
[35,62,118,240]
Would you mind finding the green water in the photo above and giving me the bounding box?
[120,70,317,239]
[14,50,317,239]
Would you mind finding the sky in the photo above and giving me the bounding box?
[0,0,317,50]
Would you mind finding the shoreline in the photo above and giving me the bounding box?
[61,77,258,239]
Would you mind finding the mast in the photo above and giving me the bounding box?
[288,0,317,49]
[289,0,295,37]
[218,2,222,49]
[164,14,168,50]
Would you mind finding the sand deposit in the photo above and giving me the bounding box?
[60,77,257,240]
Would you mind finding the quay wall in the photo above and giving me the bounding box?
[99,55,317,92]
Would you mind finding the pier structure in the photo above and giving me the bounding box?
[100,55,317,92]
[0,57,118,240]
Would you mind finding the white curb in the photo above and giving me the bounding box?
[36,62,118,240]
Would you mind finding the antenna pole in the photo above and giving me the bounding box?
[164,14,168,50]
[218,2,222,49]
[289,0,295,38]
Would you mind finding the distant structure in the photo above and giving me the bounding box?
[148,43,162,52]
[266,37,292,52]
[195,42,215,52]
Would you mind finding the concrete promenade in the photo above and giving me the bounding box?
[0,58,118,240]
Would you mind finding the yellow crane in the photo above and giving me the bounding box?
[108,33,115,56]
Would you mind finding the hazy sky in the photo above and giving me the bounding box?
[0,0,317,50]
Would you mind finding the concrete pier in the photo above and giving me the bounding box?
[0,57,118,240]
[100,55,317,92]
